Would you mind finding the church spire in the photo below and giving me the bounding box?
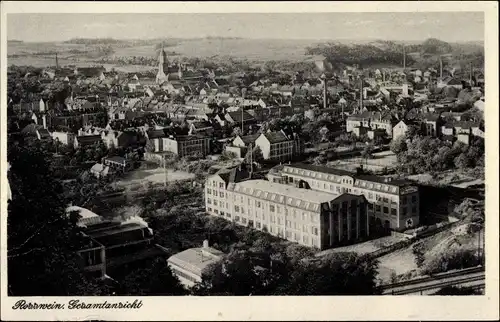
[156,42,168,84]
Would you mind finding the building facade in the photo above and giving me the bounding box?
[267,164,420,231]
[205,175,370,250]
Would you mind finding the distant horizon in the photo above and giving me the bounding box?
[7,12,484,43]
[7,36,484,45]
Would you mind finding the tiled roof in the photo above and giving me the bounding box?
[263,131,290,144]
[227,111,255,123]
[239,134,260,145]
[230,179,345,212]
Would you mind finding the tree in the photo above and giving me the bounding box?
[404,124,423,140]
[120,258,187,295]
[244,145,264,165]
[275,252,380,295]
[192,249,263,296]
[360,143,375,162]
[7,140,109,296]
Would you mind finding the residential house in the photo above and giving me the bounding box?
[146,129,211,158]
[420,113,442,137]
[101,130,138,149]
[188,121,215,136]
[74,135,102,148]
[103,156,131,172]
[254,131,295,162]
[347,111,397,138]
[52,131,76,147]
[90,163,111,178]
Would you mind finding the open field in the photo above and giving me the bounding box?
[8,38,318,66]
[328,151,398,172]
[115,167,195,188]
[407,170,484,188]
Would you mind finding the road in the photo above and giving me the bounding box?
[381,266,485,295]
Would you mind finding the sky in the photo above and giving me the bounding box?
[7,12,484,43]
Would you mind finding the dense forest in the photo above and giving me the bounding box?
[306,38,484,70]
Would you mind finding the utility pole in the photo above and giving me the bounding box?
[241,107,244,136]
[359,77,363,113]
[470,62,473,86]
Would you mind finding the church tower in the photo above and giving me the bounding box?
[156,43,168,84]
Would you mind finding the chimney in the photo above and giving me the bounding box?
[402,44,406,70]
[439,57,443,80]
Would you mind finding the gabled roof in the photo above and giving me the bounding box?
[263,131,291,144]
[238,133,260,145]
[147,129,167,139]
[75,135,101,145]
[227,110,255,123]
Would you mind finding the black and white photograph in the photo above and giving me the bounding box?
[1,1,498,321]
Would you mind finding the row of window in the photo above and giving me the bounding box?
[206,188,225,198]
[169,266,199,284]
[208,208,321,242]
[367,204,417,216]
[208,180,226,189]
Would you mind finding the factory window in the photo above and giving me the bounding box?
[207,199,212,204]
[213,200,218,206]
[412,195,417,203]
[256,222,261,229]
[213,191,218,197]
[220,192,224,198]
[234,216,240,222]
[402,207,407,216]
[376,205,381,212]
[270,205,275,212]
[208,207,212,212]
[382,197,389,203]
[207,189,211,195]
[234,205,239,212]
[402,197,407,205]
[312,227,319,236]
[383,207,389,214]
[412,206,417,213]
[242,218,247,224]
[391,208,397,216]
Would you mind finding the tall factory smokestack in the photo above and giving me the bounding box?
[470,62,473,86]
[322,74,327,109]
[402,45,406,70]
[359,77,363,113]
[55,53,59,70]
[440,56,443,80]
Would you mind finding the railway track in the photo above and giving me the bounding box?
[381,266,485,295]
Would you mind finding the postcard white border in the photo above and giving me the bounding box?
[1,1,499,321]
